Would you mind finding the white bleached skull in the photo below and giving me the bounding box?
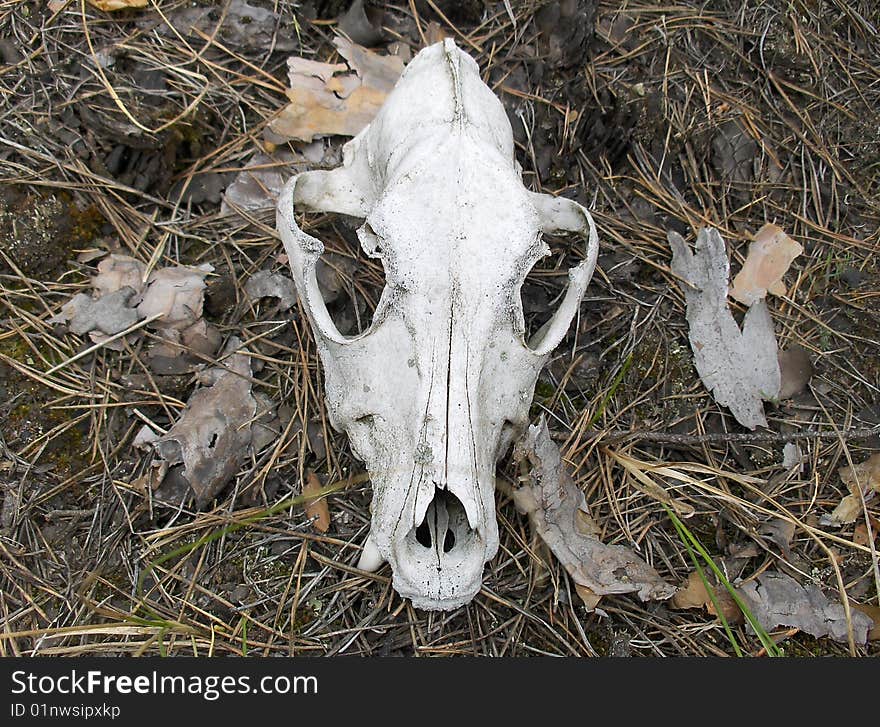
[277,39,598,610]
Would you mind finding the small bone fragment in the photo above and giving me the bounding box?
[357,535,385,572]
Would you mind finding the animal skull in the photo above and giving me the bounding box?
[277,39,598,610]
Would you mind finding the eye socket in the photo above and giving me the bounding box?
[518,234,579,352]
[303,216,388,338]
[519,275,561,344]
[517,192,599,356]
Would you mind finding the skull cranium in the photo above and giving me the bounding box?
[277,39,598,610]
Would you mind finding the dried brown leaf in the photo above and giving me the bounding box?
[303,471,330,533]
[93,254,146,297]
[146,321,220,375]
[132,424,161,450]
[52,288,141,336]
[251,392,281,454]
[574,584,602,610]
[853,522,877,548]
[76,248,108,264]
[851,604,880,641]
[730,223,803,305]
[782,442,803,471]
[513,418,675,606]
[777,344,813,399]
[153,343,256,508]
[839,453,880,492]
[269,37,405,143]
[711,118,756,184]
[824,494,863,527]
[338,0,385,47]
[671,571,743,623]
[137,264,212,330]
[823,454,880,526]
[221,151,298,214]
[244,270,298,310]
[758,517,796,556]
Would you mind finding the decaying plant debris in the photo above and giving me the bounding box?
[0,1,878,656]
[738,572,874,645]
[511,418,675,608]
[730,223,802,306]
[669,228,781,430]
[822,454,880,527]
[152,340,273,508]
[269,36,405,143]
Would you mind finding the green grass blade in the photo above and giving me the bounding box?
[664,504,784,656]
[668,508,743,656]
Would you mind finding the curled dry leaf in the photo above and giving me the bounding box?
[52,287,141,336]
[146,320,222,375]
[737,572,874,644]
[251,392,281,454]
[853,521,877,548]
[730,223,802,306]
[153,341,258,508]
[303,471,331,533]
[269,37,405,143]
[50,255,149,339]
[137,264,213,330]
[851,604,880,641]
[244,270,298,310]
[782,442,802,472]
[52,256,217,349]
[839,453,880,492]
[338,0,385,47]
[132,424,161,450]
[669,228,780,429]
[76,249,109,264]
[512,418,676,609]
[822,453,880,527]
[823,494,862,528]
[181,319,222,357]
[758,517,795,557]
[93,254,146,296]
[711,118,756,185]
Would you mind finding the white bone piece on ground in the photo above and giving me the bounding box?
[277,40,599,610]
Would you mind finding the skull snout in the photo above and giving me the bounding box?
[391,487,488,610]
[411,487,473,558]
